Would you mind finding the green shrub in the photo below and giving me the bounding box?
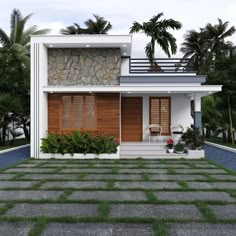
[41,132,118,155]
[181,127,204,150]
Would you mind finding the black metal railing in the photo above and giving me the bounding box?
[129,58,194,74]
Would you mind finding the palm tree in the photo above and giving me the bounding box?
[205,19,235,57]
[84,14,112,34]
[61,14,112,35]
[129,13,182,64]
[60,23,88,35]
[0,9,50,50]
[180,29,209,73]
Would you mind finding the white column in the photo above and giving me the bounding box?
[194,93,202,128]
[194,93,201,112]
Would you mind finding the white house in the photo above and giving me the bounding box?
[30,35,222,159]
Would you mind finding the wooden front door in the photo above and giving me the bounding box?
[121,97,142,142]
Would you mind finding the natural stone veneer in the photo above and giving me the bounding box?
[48,48,121,85]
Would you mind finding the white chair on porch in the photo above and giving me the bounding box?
[170,124,184,142]
[148,124,162,143]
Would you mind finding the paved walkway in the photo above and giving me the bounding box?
[204,144,236,171]
[0,159,236,235]
[0,146,30,168]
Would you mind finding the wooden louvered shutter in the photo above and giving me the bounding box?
[84,95,96,129]
[48,94,60,133]
[73,96,83,129]
[150,98,160,125]
[62,96,72,129]
[160,98,170,134]
[150,97,171,135]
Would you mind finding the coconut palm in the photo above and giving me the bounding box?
[60,23,89,35]
[61,14,112,35]
[180,29,209,73]
[129,13,182,64]
[84,14,112,34]
[205,19,235,57]
[0,9,50,50]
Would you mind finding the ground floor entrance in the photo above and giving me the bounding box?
[121,97,143,142]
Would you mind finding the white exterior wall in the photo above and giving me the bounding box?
[31,43,48,158]
[122,93,192,142]
[120,58,129,75]
[143,94,192,141]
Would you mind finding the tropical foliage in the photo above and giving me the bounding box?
[181,18,236,145]
[0,9,50,146]
[130,13,182,64]
[41,132,118,155]
[60,14,112,35]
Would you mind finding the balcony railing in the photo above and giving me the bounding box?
[129,58,194,74]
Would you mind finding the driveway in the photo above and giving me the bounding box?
[0,158,236,236]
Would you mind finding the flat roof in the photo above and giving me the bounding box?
[42,85,222,97]
[31,35,132,56]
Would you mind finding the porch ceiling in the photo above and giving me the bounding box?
[43,85,222,96]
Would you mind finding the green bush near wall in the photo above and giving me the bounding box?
[41,131,118,155]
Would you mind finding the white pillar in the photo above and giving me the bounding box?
[194,93,202,128]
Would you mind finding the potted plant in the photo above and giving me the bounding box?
[174,142,185,154]
[166,138,174,153]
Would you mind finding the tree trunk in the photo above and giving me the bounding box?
[223,129,227,143]
[23,123,30,141]
[228,95,234,145]
[1,123,7,146]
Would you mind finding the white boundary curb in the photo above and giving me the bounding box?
[0,144,30,155]
[205,141,236,154]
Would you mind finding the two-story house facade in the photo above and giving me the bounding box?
[30,35,222,159]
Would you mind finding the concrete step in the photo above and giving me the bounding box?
[120,153,188,159]
[120,150,167,155]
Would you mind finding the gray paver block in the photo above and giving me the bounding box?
[174,169,226,174]
[168,223,236,236]
[144,164,190,168]
[209,204,236,219]
[5,168,56,173]
[17,164,40,167]
[95,164,139,168]
[61,168,113,173]
[0,190,63,200]
[156,191,235,202]
[149,174,206,181]
[210,174,236,180]
[0,181,37,188]
[111,204,202,220]
[119,169,167,174]
[188,182,236,189]
[114,181,180,189]
[194,164,217,168]
[20,174,81,180]
[68,191,147,201]
[41,181,107,189]
[83,174,142,180]
[6,203,98,217]
[41,164,90,168]
[42,223,153,236]
[0,174,17,180]
[0,222,34,236]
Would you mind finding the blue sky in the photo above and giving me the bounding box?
[1,0,236,56]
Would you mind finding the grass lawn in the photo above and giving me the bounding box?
[205,137,236,149]
[0,138,29,151]
[0,158,235,235]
